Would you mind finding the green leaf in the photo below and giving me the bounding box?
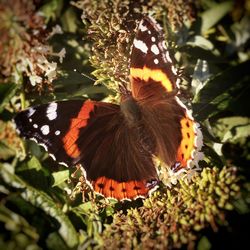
[179,45,223,62]
[105,205,115,217]
[46,232,70,250]
[73,202,93,215]
[0,141,15,160]
[0,204,39,240]
[233,183,250,214]
[0,163,79,248]
[27,141,46,160]
[17,156,50,177]
[187,35,214,50]
[193,60,250,120]
[202,145,224,168]
[61,7,78,33]
[0,83,18,113]
[39,0,64,22]
[52,170,70,187]
[201,1,234,34]
[212,117,250,143]
[27,156,43,171]
[197,236,211,250]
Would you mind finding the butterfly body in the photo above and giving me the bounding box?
[14,16,203,200]
[120,96,141,126]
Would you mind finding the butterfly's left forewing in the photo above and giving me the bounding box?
[14,100,117,166]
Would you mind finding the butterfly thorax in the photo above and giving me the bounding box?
[120,96,156,155]
[120,96,141,127]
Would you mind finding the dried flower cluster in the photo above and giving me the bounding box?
[101,167,239,249]
[0,0,64,92]
[0,121,24,160]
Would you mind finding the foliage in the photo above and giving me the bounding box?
[0,0,249,249]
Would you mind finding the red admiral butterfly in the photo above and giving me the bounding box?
[14,16,202,201]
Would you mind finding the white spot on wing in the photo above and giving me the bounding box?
[187,159,193,168]
[154,58,159,64]
[39,143,48,151]
[151,44,159,55]
[33,124,38,128]
[49,153,56,161]
[175,97,194,121]
[139,23,147,32]
[41,125,50,135]
[171,65,178,75]
[27,108,35,117]
[30,138,38,143]
[176,78,181,88]
[147,16,162,31]
[148,185,159,196]
[165,51,172,63]
[47,102,58,121]
[162,41,167,50]
[175,96,188,109]
[151,36,156,42]
[29,118,32,122]
[16,127,21,134]
[55,130,61,135]
[133,39,148,54]
[59,162,68,167]
[193,123,203,152]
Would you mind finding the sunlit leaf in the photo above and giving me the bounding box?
[0,141,15,160]
[52,169,70,187]
[72,202,93,215]
[61,7,78,33]
[39,0,64,22]
[187,36,214,50]
[0,163,79,248]
[212,117,250,143]
[0,83,17,113]
[201,1,233,34]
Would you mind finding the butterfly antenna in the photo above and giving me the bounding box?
[118,82,132,100]
[118,82,126,93]
[73,69,96,82]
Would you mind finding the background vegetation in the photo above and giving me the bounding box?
[0,0,249,249]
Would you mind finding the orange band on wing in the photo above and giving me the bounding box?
[92,176,150,200]
[130,66,173,92]
[177,116,196,166]
[63,100,95,158]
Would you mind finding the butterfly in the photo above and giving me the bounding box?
[14,16,202,201]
